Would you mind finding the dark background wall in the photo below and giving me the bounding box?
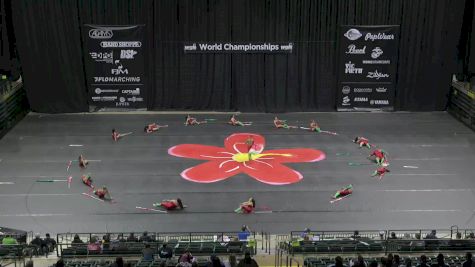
[1,0,474,113]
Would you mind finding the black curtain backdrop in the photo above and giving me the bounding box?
[11,1,89,112]
[9,0,468,112]
[0,0,17,76]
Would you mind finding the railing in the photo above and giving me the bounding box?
[0,77,22,98]
[283,228,475,256]
[57,231,258,258]
[0,244,28,266]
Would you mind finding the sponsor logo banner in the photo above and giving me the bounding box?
[84,25,146,109]
[338,25,399,110]
[183,42,293,53]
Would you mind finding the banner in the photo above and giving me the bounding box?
[184,42,293,53]
[84,25,146,109]
[337,25,399,111]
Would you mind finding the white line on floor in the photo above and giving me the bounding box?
[381,189,470,192]
[0,213,73,217]
[69,144,83,147]
[0,193,75,196]
[392,158,441,161]
[391,173,457,176]
[0,182,14,185]
[403,166,419,169]
[390,209,461,212]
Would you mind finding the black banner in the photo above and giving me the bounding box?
[337,25,399,111]
[84,25,146,109]
[184,42,293,53]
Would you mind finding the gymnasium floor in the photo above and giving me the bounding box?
[0,112,474,234]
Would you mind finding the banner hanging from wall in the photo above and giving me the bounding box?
[184,42,293,53]
[337,25,399,111]
[84,25,146,109]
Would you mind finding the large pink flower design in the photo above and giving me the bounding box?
[168,133,325,185]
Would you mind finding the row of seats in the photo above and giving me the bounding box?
[305,255,469,267]
[61,241,251,257]
[288,240,384,253]
[56,258,227,267]
[288,239,475,254]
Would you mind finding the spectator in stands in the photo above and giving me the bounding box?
[2,235,17,245]
[102,234,111,250]
[140,231,152,242]
[425,230,437,239]
[158,242,173,259]
[127,233,138,242]
[467,233,475,239]
[224,255,237,267]
[417,255,430,267]
[369,261,378,267]
[352,231,361,239]
[387,255,394,267]
[238,225,251,241]
[142,244,154,261]
[117,234,126,242]
[25,261,33,267]
[44,233,56,253]
[111,257,124,267]
[30,233,45,255]
[380,257,388,267]
[432,254,448,267]
[300,228,311,240]
[456,232,462,239]
[71,234,83,246]
[178,250,194,267]
[237,251,258,267]
[463,252,474,267]
[379,231,385,240]
[87,236,101,253]
[56,258,64,267]
[329,256,345,267]
[393,255,401,267]
[110,234,126,250]
[208,254,224,267]
[351,254,366,267]
[389,232,397,239]
[404,258,412,267]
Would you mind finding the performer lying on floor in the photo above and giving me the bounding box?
[112,129,131,141]
[228,115,251,126]
[81,174,93,188]
[185,115,206,126]
[153,198,185,210]
[235,197,256,214]
[333,184,353,200]
[369,149,388,166]
[353,137,371,149]
[371,167,390,180]
[78,154,88,169]
[144,123,168,133]
[310,120,322,133]
[94,186,111,200]
[274,117,297,129]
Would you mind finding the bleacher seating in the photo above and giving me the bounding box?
[57,232,256,258]
[55,257,235,267]
[304,255,470,267]
[284,229,475,255]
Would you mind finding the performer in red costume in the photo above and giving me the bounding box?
[144,123,168,133]
[371,167,390,180]
[353,137,371,149]
[153,198,185,210]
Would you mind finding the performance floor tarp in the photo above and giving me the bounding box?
[0,112,474,234]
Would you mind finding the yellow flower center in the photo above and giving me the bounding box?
[232,153,292,163]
